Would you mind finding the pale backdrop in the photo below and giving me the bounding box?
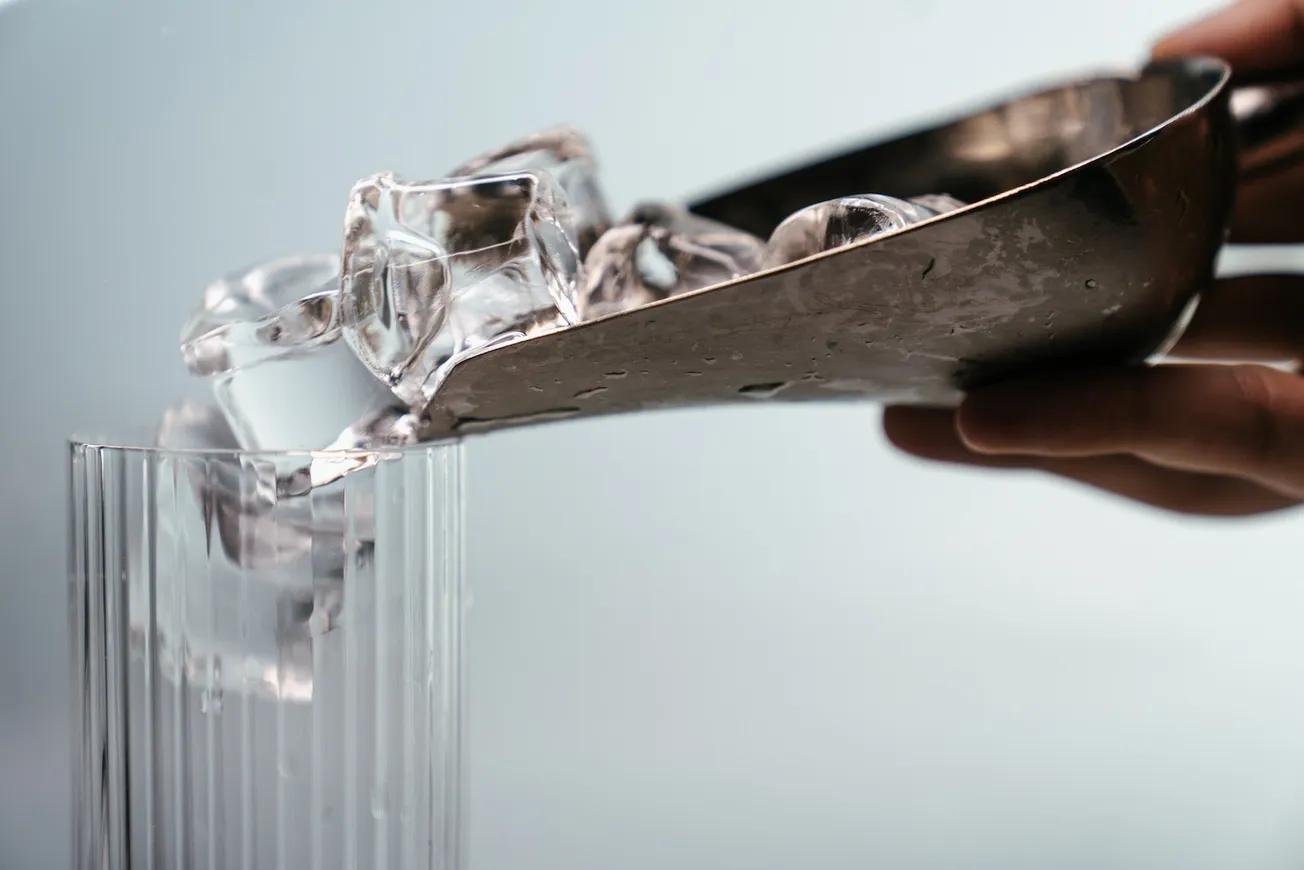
[5,0,1304,867]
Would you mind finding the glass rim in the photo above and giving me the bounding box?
[69,428,461,458]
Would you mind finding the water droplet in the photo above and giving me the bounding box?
[604,370,628,379]
[730,351,744,361]
[528,385,544,393]
[370,787,388,820]
[278,758,297,780]
[573,386,607,400]
[1085,279,1098,289]
[738,382,790,399]
[200,686,224,715]
[452,407,582,434]
[825,340,839,352]
[685,371,704,377]
[703,357,717,364]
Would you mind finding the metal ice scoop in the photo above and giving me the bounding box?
[420,56,1304,438]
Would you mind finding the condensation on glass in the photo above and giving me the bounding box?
[70,438,466,870]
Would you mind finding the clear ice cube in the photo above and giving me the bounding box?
[580,202,764,319]
[449,126,612,254]
[340,170,582,409]
[280,405,427,498]
[180,255,400,451]
[154,402,316,571]
[149,403,344,703]
[762,193,963,268]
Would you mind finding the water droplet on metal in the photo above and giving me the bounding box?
[738,382,790,399]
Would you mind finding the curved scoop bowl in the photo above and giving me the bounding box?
[423,57,1237,438]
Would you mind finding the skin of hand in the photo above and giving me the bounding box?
[882,0,1304,517]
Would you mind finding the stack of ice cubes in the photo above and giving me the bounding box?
[173,125,969,464]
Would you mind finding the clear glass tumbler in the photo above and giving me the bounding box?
[69,435,466,870]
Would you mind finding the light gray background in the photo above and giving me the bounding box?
[4,0,1304,867]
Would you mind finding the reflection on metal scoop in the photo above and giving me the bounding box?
[420,57,1304,439]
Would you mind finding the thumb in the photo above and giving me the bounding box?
[1152,0,1304,72]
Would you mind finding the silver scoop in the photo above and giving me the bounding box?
[420,56,1304,438]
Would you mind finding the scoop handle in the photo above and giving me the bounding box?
[1230,67,1304,182]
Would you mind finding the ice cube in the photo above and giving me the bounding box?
[280,405,428,498]
[154,402,314,570]
[449,126,612,254]
[579,202,764,319]
[180,255,399,451]
[155,399,242,450]
[153,400,405,611]
[340,170,582,409]
[150,403,339,702]
[762,193,961,268]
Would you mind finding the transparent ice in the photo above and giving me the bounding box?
[154,402,365,574]
[283,405,428,496]
[580,202,764,319]
[340,170,582,409]
[145,403,350,705]
[180,254,398,451]
[140,402,451,708]
[449,125,612,254]
[762,193,966,268]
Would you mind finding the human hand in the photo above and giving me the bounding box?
[882,0,1304,517]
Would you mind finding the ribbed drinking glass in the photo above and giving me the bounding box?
[69,436,466,870]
